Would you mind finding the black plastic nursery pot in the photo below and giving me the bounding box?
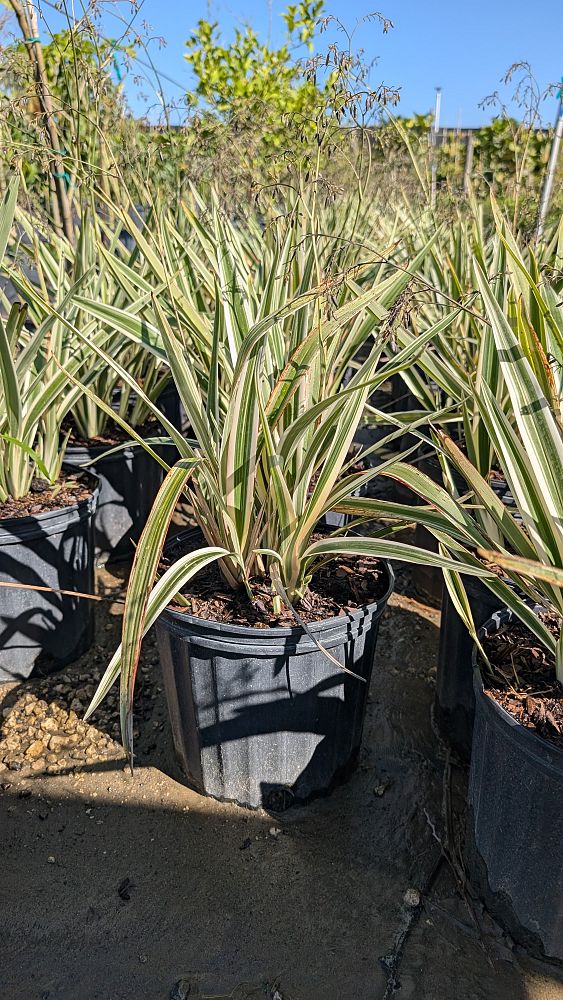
[321,481,369,529]
[411,522,443,606]
[157,380,190,437]
[410,449,467,605]
[156,532,395,810]
[435,576,503,760]
[64,439,167,565]
[321,422,401,523]
[466,610,563,963]
[435,481,519,759]
[0,472,99,683]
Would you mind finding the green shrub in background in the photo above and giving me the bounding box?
[0,1,560,231]
[184,2,325,130]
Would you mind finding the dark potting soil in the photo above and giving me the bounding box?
[483,613,563,750]
[0,471,93,520]
[63,417,161,449]
[160,541,387,628]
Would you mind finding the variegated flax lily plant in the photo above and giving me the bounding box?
[44,217,492,762]
[436,259,563,681]
[0,178,96,501]
[4,196,171,441]
[347,250,563,683]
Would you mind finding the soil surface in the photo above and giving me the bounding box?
[0,471,93,520]
[484,613,563,750]
[162,537,387,627]
[1,557,562,999]
[64,417,162,449]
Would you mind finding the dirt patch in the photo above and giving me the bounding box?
[162,537,388,627]
[0,692,122,775]
[0,566,158,777]
[1,554,561,999]
[0,470,93,520]
[483,613,563,750]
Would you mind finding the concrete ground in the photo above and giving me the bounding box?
[1,564,562,1000]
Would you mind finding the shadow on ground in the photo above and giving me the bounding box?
[1,571,562,1000]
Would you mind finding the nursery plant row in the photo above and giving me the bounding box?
[0,177,562,964]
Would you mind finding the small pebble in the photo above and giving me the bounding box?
[403,887,421,908]
[26,739,45,760]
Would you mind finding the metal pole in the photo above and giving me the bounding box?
[537,80,563,241]
[431,87,442,208]
[463,131,474,195]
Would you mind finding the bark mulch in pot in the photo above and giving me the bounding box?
[0,471,92,520]
[63,417,161,449]
[482,612,563,750]
[160,539,387,628]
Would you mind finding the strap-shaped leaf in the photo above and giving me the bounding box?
[303,534,494,576]
[438,542,558,658]
[437,429,540,560]
[42,305,191,456]
[474,261,563,523]
[0,176,18,263]
[476,549,563,592]
[0,305,26,437]
[85,544,229,731]
[0,433,51,482]
[330,496,475,545]
[119,460,200,757]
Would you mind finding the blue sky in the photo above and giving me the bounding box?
[32,0,563,126]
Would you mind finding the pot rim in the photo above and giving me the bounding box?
[161,529,395,639]
[65,438,157,463]
[472,607,563,770]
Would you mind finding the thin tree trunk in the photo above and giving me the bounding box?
[7,0,74,242]
[463,133,474,196]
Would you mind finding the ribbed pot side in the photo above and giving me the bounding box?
[435,576,504,759]
[64,442,166,564]
[156,562,394,811]
[0,475,99,682]
[466,612,563,964]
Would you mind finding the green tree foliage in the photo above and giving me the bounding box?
[1,27,130,205]
[185,2,323,116]
[184,1,326,162]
